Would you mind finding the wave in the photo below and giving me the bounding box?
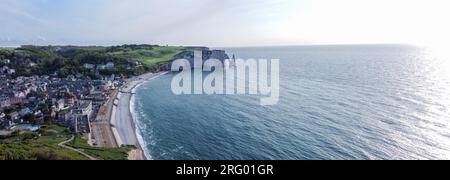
[130,72,170,160]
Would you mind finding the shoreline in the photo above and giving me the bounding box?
[111,71,168,160]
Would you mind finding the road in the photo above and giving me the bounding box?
[91,91,118,148]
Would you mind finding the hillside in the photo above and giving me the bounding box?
[0,45,185,79]
[0,125,132,160]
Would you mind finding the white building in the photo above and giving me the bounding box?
[97,64,106,70]
[106,62,115,69]
[75,100,93,117]
[7,69,15,75]
[84,64,95,69]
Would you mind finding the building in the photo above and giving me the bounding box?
[10,112,20,121]
[19,108,32,116]
[57,99,65,110]
[0,97,11,108]
[0,119,13,130]
[74,115,91,134]
[0,66,9,73]
[0,97,24,108]
[7,69,15,75]
[83,64,95,69]
[97,64,106,70]
[0,69,123,133]
[106,62,115,69]
[74,100,93,117]
[56,109,72,127]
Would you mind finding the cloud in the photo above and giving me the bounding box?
[2,0,447,46]
[0,0,303,46]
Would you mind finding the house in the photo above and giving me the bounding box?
[34,111,44,123]
[10,112,19,121]
[83,64,95,69]
[74,100,92,117]
[7,69,15,75]
[106,62,115,69]
[96,64,106,70]
[66,75,76,81]
[56,109,72,127]
[0,98,11,108]
[14,90,27,98]
[108,74,115,81]
[0,66,8,73]
[130,61,141,66]
[57,99,65,110]
[0,97,23,107]
[0,119,12,130]
[65,98,75,106]
[19,108,32,116]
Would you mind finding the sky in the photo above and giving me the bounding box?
[0,0,449,47]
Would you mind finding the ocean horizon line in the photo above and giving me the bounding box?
[1,43,419,49]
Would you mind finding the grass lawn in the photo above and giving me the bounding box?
[111,46,182,66]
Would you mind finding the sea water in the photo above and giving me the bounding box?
[133,45,450,160]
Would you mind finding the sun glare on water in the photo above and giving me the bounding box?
[419,43,450,159]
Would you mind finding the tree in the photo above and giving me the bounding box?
[37,103,49,113]
[3,107,16,114]
[23,114,36,124]
[43,116,53,125]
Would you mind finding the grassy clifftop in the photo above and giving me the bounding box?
[110,46,182,66]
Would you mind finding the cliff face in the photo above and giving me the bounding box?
[205,50,230,62]
[159,48,230,71]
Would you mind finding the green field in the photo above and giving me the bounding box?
[111,46,182,66]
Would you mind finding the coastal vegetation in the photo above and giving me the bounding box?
[0,125,132,160]
[0,125,88,160]
[67,135,133,160]
[0,44,184,78]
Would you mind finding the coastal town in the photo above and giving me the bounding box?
[0,45,230,160]
[0,45,173,160]
[0,60,121,140]
[0,57,160,159]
